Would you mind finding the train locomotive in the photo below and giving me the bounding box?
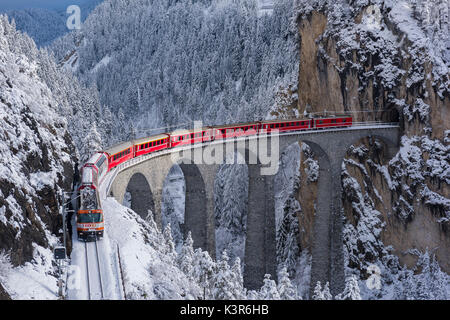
[77,115,352,241]
[77,152,108,241]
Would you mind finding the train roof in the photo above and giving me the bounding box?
[82,166,95,184]
[213,122,260,129]
[85,151,107,165]
[309,113,352,118]
[133,134,169,145]
[262,118,311,124]
[170,127,211,136]
[105,141,133,156]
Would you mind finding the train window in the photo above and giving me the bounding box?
[332,119,336,123]
[343,119,346,123]
[319,120,323,124]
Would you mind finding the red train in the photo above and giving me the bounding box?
[77,152,108,240]
[107,116,352,172]
[77,116,352,240]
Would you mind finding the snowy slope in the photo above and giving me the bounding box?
[0,15,75,299]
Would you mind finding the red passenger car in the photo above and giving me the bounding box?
[106,141,134,170]
[262,119,311,133]
[134,134,170,157]
[170,128,214,148]
[214,122,260,140]
[313,116,352,129]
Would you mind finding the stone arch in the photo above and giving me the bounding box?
[213,152,249,263]
[296,139,339,295]
[279,136,345,296]
[208,140,278,290]
[161,164,186,250]
[273,142,304,273]
[125,172,155,220]
[171,159,208,252]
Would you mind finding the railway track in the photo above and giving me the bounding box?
[84,240,104,300]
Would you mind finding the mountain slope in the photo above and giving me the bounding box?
[0,15,77,299]
[290,0,449,299]
[51,0,298,141]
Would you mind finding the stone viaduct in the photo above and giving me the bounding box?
[108,125,400,295]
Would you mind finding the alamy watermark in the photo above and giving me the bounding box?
[170,121,280,176]
[67,5,82,30]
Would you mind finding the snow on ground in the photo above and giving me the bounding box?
[2,244,60,300]
[102,197,201,299]
[66,216,122,300]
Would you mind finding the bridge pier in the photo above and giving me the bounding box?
[303,142,346,297]
[244,164,277,290]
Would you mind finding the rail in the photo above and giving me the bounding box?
[84,240,104,300]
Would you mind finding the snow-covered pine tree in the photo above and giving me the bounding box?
[193,249,216,300]
[212,250,235,300]
[259,274,281,300]
[230,257,246,299]
[335,275,362,300]
[430,255,448,300]
[81,122,103,164]
[312,281,324,300]
[322,282,333,300]
[177,232,195,280]
[277,266,299,300]
[162,223,176,261]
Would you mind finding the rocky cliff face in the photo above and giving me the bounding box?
[276,0,449,297]
[0,16,76,298]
